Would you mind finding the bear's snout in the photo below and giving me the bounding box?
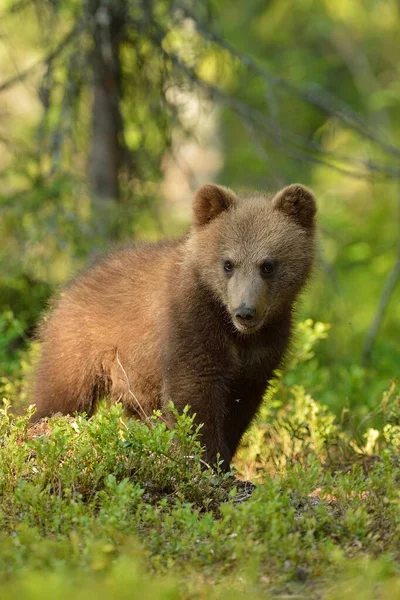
[234,304,257,322]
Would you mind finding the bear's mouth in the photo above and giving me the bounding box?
[232,316,265,334]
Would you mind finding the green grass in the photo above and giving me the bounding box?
[1,320,400,599]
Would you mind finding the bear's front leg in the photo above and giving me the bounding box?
[161,358,233,472]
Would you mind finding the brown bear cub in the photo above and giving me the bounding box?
[31,183,317,471]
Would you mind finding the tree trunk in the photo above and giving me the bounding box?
[87,1,125,203]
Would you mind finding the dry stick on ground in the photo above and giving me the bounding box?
[115,350,149,421]
[115,351,169,427]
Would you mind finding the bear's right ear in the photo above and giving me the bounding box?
[193,184,237,228]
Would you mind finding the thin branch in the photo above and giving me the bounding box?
[176,5,400,161]
[363,187,400,362]
[156,41,400,180]
[363,241,400,362]
[0,24,79,93]
[144,22,399,178]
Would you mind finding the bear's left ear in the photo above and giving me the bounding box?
[272,184,316,229]
[193,184,237,228]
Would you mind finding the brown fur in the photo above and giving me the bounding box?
[31,183,317,471]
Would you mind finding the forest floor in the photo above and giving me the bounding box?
[0,397,400,600]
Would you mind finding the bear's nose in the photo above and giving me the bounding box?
[234,305,257,321]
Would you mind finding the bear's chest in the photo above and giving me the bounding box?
[233,341,278,383]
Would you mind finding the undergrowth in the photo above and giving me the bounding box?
[1,320,400,599]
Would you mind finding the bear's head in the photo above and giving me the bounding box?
[190,183,317,335]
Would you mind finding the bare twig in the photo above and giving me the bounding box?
[115,349,149,420]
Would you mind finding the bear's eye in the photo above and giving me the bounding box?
[261,260,275,275]
[223,260,234,273]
